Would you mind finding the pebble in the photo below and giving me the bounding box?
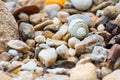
[68,48,76,57]
[14,71,34,80]
[46,38,67,47]
[42,30,54,38]
[70,63,97,80]
[101,67,112,78]
[76,57,92,65]
[56,45,69,59]
[7,40,30,53]
[75,34,105,55]
[68,37,80,48]
[18,12,29,22]
[38,48,57,67]
[103,70,120,80]
[47,68,69,74]
[0,0,19,52]
[52,17,62,28]
[34,35,46,43]
[21,60,37,70]
[70,0,93,10]
[57,11,70,23]
[19,22,35,40]
[26,39,35,47]
[0,52,11,61]
[52,23,68,40]
[30,13,42,24]
[39,43,50,49]
[97,24,105,32]
[0,71,12,80]
[34,20,53,31]
[44,24,58,32]
[90,46,108,62]
[8,49,18,56]
[68,57,79,63]
[45,4,61,19]
[39,74,70,80]
[64,1,73,9]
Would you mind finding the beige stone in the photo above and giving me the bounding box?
[0,71,12,80]
[7,40,30,53]
[103,70,120,80]
[0,0,19,52]
[70,63,97,80]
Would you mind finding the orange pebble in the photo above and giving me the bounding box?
[45,0,67,7]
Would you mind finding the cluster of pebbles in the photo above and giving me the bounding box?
[1,0,120,80]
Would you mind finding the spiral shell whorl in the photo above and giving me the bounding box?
[68,19,89,39]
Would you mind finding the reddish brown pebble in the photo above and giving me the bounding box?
[13,5,39,19]
[107,44,120,68]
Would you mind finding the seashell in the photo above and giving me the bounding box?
[68,14,94,27]
[68,19,89,40]
[70,0,92,10]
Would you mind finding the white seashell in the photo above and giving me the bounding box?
[68,19,89,40]
[70,0,92,10]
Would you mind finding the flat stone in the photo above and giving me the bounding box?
[70,63,97,80]
[103,70,120,80]
[0,0,19,52]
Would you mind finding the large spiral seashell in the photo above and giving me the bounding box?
[68,19,89,40]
